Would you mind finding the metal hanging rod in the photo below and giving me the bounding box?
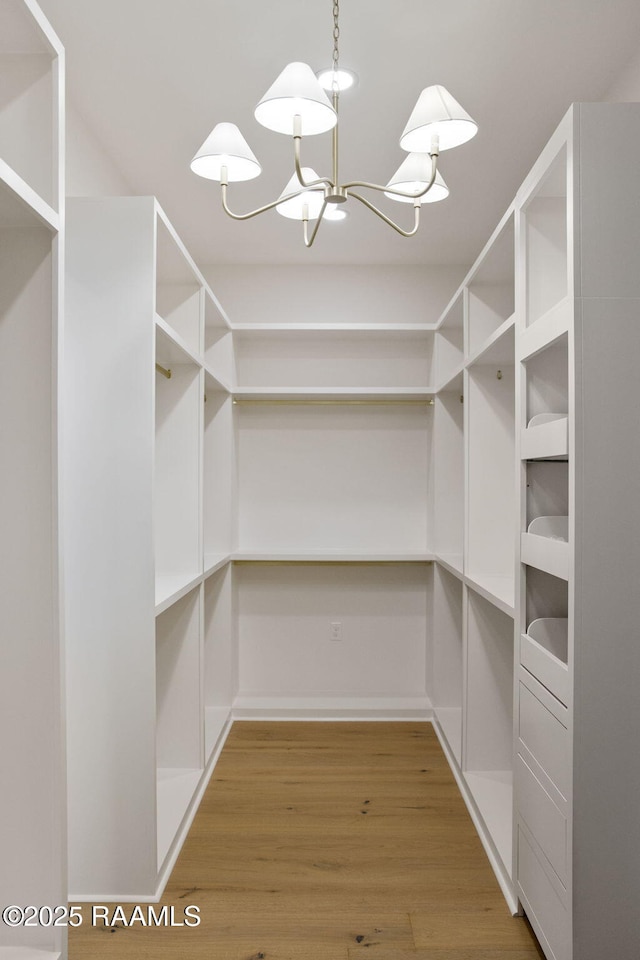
[155,362,172,379]
[232,396,435,406]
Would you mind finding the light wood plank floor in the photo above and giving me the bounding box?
[70,721,544,960]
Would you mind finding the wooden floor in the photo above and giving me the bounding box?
[70,721,544,960]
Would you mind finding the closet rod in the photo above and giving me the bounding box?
[232,397,435,406]
[155,362,172,379]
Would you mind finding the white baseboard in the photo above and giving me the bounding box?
[231,694,433,721]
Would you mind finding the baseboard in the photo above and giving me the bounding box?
[231,694,433,721]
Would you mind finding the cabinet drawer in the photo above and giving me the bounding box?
[519,680,569,797]
[516,754,567,883]
[518,827,570,960]
[521,531,569,580]
[520,628,569,706]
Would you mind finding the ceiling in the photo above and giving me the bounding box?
[40,0,640,268]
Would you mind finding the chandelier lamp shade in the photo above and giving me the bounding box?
[190,1,477,247]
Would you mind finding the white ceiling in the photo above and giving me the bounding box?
[40,0,640,267]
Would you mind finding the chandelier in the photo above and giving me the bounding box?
[190,0,478,247]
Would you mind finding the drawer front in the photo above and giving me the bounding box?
[517,754,567,883]
[520,632,569,706]
[521,532,570,580]
[519,680,569,798]
[518,827,570,960]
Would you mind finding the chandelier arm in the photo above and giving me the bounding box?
[293,119,334,190]
[220,180,324,221]
[349,190,421,238]
[302,198,329,248]
[342,153,439,199]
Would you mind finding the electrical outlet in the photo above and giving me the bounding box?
[329,621,342,641]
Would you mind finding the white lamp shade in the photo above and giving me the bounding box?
[190,122,261,181]
[384,153,449,203]
[400,85,477,152]
[276,168,325,220]
[255,62,337,136]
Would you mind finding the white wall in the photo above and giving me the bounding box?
[605,45,640,101]
[205,264,465,326]
[235,562,432,713]
[66,99,132,197]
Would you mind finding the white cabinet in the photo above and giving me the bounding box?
[0,1,65,957]
[432,102,640,957]
[513,102,640,960]
[64,197,233,900]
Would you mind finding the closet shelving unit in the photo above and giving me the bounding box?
[430,207,518,907]
[65,196,234,900]
[0,0,66,957]
[61,101,639,959]
[512,103,640,960]
[231,320,436,716]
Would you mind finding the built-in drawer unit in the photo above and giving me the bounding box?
[516,754,567,883]
[520,618,568,706]
[518,826,570,960]
[518,674,569,799]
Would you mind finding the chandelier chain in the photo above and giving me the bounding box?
[332,0,340,74]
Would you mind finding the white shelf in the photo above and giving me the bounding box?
[0,0,62,213]
[155,314,203,369]
[155,207,204,354]
[517,296,572,362]
[0,158,59,231]
[521,415,568,461]
[466,211,515,358]
[156,768,203,869]
[437,362,464,394]
[465,572,515,617]
[204,553,231,578]
[521,517,569,581]
[233,387,434,401]
[465,770,514,874]
[231,322,436,333]
[435,291,464,387]
[234,551,435,563]
[466,314,515,367]
[435,554,464,580]
[155,571,203,615]
[203,362,231,394]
